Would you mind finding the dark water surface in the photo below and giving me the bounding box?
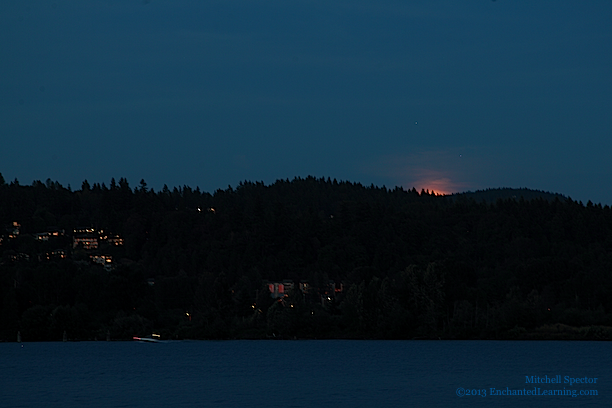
[1,340,609,407]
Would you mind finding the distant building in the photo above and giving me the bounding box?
[91,254,113,271]
[9,253,30,262]
[267,280,295,298]
[106,235,124,246]
[39,249,67,261]
[73,232,98,249]
[6,222,20,238]
[73,228,123,249]
[33,228,65,241]
[34,232,50,241]
[266,279,343,301]
[91,254,112,265]
[299,281,311,294]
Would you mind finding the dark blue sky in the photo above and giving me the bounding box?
[2,1,611,203]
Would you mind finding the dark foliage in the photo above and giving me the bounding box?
[1,174,611,341]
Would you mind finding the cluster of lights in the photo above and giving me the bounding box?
[43,250,67,260]
[91,255,112,265]
[7,222,20,239]
[73,228,95,233]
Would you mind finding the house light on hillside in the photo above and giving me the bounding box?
[267,280,294,298]
[107,235,124,246]
[41,250,67,261]
[74,228,95,233]
[91,255,112,265]
[73,233,98,249]
[7,222,20,238]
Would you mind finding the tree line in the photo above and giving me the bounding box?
[1,174,611,341]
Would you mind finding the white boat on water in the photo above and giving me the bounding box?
[133,333,162,343]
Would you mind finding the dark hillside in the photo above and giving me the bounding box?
[1,175,611,341]
[448,187,567,204]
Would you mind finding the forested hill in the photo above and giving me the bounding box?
[1,175,612,341]
[448,187,567,204]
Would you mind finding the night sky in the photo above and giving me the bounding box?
[2,1,611,203]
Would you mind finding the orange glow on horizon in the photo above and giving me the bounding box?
[422,189,448,196]
[410,177,457,196]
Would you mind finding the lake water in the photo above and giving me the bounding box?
[1,340,609,407]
